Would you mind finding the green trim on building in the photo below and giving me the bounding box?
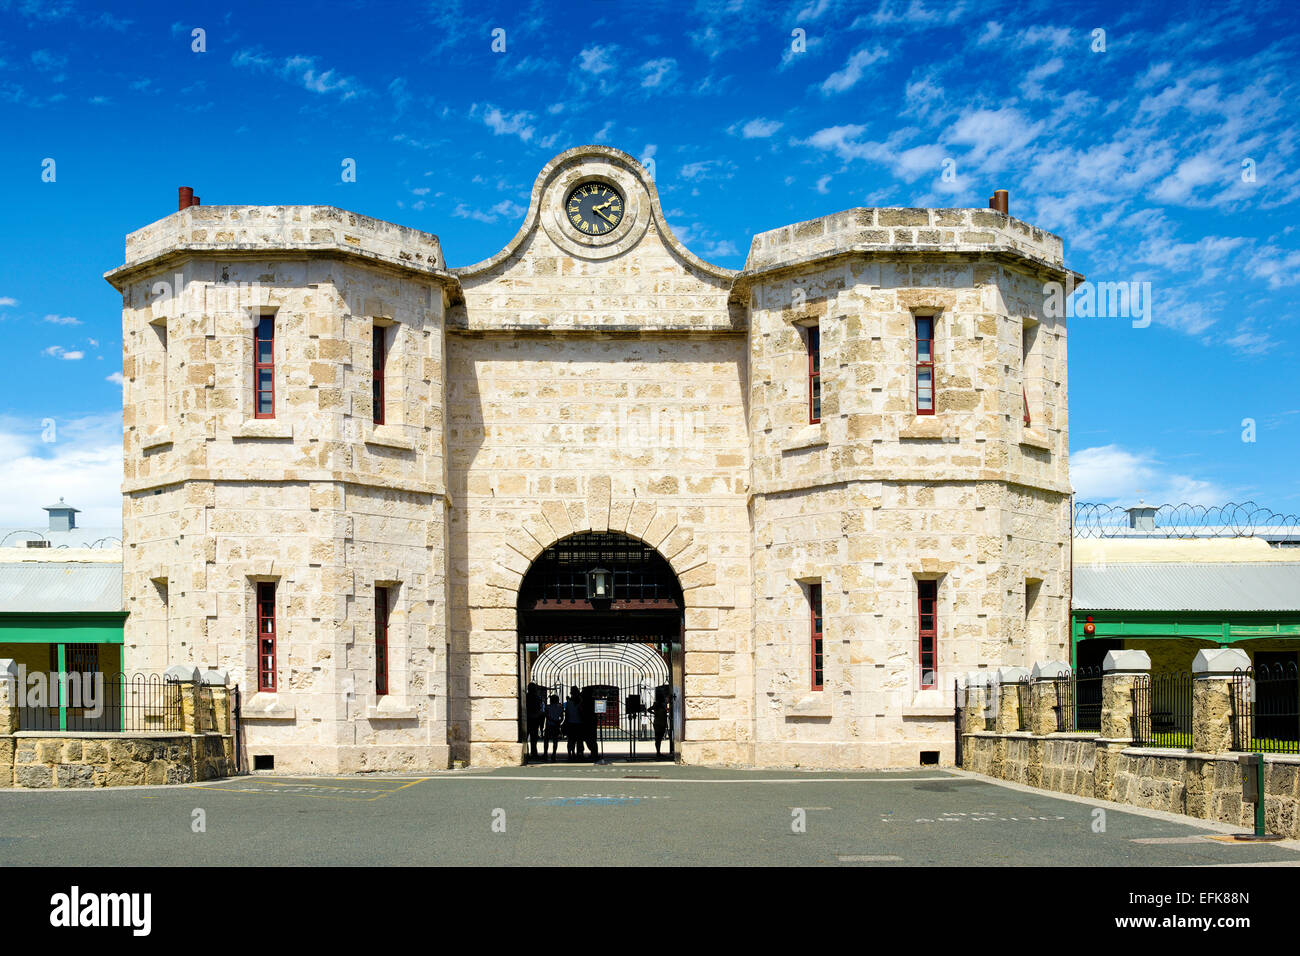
[1070,610,1300,665]
[0,612,126,644]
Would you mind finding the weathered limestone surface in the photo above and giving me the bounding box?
[106,145,1079,771]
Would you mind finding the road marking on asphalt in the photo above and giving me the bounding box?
[881,812,1067,823]
[837,855,903,863]
[437,775,960,784]
[194,777,432,802]
[195,786,378,802]
[1130,836,1219,845]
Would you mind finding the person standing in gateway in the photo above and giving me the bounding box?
[564,687,584,761]
[543,694,563,762]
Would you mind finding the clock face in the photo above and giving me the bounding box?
[565,182,624,236]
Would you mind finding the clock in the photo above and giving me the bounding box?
[565,182,624,236]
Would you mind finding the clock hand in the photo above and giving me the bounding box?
[591,205,616,225]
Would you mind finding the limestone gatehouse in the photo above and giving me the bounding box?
[104,145,1078,773]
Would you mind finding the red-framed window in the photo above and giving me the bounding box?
[256,582,277,692]
[372,325,386,426]
[254,316,275,419]
[375,585,390,696]
[810,582,824,691]
[915,316,934,415]
[918,579,937,689]
[807,324,821,424]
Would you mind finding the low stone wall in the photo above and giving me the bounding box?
[0,662,239,789]
[965,731,1300,839]
[8,732,234,788]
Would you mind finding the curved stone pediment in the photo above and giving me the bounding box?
[450,145,739,333]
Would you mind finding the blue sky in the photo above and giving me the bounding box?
[1,0,1298,529]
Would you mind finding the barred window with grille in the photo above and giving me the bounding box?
[810,583,824,691]
[918,579,938,689]
[257,581,277,692]
[806,323,821,424]
[254,315,275,419]
[915,316,935,415]
[375,585,390,696]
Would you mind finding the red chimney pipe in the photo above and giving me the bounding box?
[178,186,193,211]
[192,196,200,206]
[992,189,1009,215]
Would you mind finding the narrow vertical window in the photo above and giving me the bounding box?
[375,585,390,696]
[254,315,275,419]
[151,320,169,422]
[256,582,277,692]
[807,324,821,424]
[1021,324,1032,426]
[915,316,934,415]
[156,578,169,658]
[810,582,824,691]
[918,579,937,689]
[372,325,386,426]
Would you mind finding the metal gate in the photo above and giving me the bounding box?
[524,654,675,761]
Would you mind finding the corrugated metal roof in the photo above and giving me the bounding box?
[0,562,123,613]
[1074,563,1300,612]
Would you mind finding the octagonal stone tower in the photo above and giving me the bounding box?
[738,207,1077,765]
[105,207,456,772]
[106,145,1079,771]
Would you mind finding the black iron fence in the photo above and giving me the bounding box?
[953,678,964,767]
[17,672,185,733]
[1016,680,1031,731]
[1054,666,1102,732]
[1232,664,1300,755]
[1132,671,1194,748]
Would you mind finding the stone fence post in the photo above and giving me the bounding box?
[0,659,18,735]
[964,671,994,730]
[1101,649,1150,741]
[164,664,202,734]
[202,669,231,735]
[1192,648,1250,754]
[994,666,1030,734]
[1029,661,1070,735]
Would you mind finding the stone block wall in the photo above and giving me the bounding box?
[961,656,1300,838]
[741,217,1072,767]
[105,146,1080,771]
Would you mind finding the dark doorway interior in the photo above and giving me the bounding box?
[517,533,684,763]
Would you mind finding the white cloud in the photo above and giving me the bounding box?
[231,49,365,101]
[42,313,80,325]
[854,0,967,30]
[578,45,616,75]
[946,106,1042,174]
[0,414,122,529]
[452,199,527,224]
[1020,57,1064,100]
[479,105,535,142]
[821,46,888,94]
[1071,445,1228,506]
[106,372,124,386]
[0,296,17,307]
[640,58,677,89]
[43,346,83,360]
[802,125,945,182]
[701,240,739,258]
[679,160,734,182]
[734,117,783,139]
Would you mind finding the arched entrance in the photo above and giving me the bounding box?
[517,531,683,762]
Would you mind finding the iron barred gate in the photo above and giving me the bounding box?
[527,657,675,761]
